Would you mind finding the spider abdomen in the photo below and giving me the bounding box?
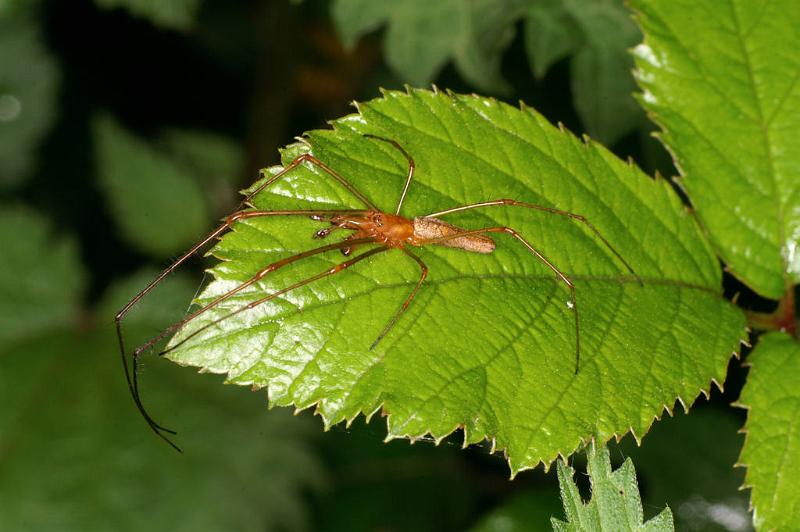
[412,216,495,253]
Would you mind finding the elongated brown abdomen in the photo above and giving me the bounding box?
[412,217,495,253]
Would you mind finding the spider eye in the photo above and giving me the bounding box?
[373,214,383,226]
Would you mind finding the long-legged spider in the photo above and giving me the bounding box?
[115,134,638,451]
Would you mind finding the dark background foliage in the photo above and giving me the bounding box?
[0,0,755,530]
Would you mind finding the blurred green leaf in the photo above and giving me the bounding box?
[164,88,745,474]
[470,486,562,532]
[735,332,800,530]
[566,0,643,145]
[318,419,478,531]
[631,0,800,299]
[0,271,324,532]
[331,0,525,94]
[551,443,674,531]
[0,206,84,350]
[333,0,643,143]
[524,0,579,79]
[525,0,644,145]
[0,8,59,188]
[94,0,202,31]
[94,116,210,258]
[159,129,242,214]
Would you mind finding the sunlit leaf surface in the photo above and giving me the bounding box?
[736,332,800,530]
[631,0,800,299]
[166,89,745,474]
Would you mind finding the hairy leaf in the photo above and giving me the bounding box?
[735,332,800,530]
[551,443,674,531]
[0,206,84,350]
[165,88,745,474]
[94,0,202,31]
[631,0,800,299]
[94,116,210,258]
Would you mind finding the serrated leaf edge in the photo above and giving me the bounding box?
[174,87,748,475]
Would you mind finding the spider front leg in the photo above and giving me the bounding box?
[116,147,381,449]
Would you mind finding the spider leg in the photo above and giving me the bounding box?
[162,245,390,356]
[370,248,428,350]
[423,199,641,284]
[419,226,581,374]
[134,236,378,359]
[126,235,376,448]
[362,135,415,215]
[246,153,378,210]
[116,148,379,448]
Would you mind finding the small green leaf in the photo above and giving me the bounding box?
[93,0,202,31]
[736,332,800,530]
[551,443,674,531]
[93,116,210,258]
[0,8,59,188]
[164,89,745,474]
[0,206,85,350]
[631,0,800,299]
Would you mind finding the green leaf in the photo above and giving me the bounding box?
[0,273,324,532]
[0,206,85,350]
[735,332,800,530]
[93,0,202,31]
[93,116,210,258]
[165,88,745,474]
[331,0,525,94]
[0,8,59,188]
[551,442,674,531]
[631,0,800,299]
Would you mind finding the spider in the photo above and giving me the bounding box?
[115,134,638,451]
